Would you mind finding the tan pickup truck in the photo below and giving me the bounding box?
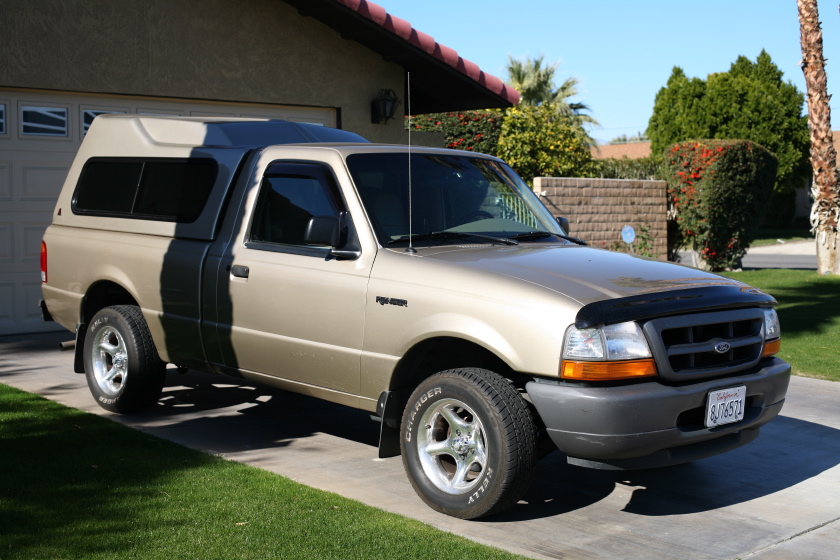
[40,115,790,519]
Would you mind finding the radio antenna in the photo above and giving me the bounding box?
[405,71,417,254]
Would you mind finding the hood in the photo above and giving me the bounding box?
[416,243,747,306]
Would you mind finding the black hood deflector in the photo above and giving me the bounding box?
[575,285,777,328]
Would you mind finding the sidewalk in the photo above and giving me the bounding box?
[746,239,816,255]
[680,240,818,270]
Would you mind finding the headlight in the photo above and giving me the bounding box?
[563,321,652,360]
[763,308,780,339]
[761,308,781,358]
[561,321,656,381]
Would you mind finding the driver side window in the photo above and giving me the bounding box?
[250,162,340,248]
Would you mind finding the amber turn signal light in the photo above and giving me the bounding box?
[561,359,657,381]
[761,338,781,358]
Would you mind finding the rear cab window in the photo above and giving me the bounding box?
[73,158,218,223]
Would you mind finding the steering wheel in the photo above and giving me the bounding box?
[456,210,494,226]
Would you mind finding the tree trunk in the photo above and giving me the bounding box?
[797,0,840,274]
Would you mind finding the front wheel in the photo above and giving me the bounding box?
[84,305,165,413]
[400,368,537,519]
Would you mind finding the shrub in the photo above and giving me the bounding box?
[665,140,778,271]
[408,110,504,155]
[609,223,657,258]
[495,104,595,183]
[593,156,663,180]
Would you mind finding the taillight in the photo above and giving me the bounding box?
[40,241,47,283]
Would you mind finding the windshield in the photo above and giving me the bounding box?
[346,153,566,245]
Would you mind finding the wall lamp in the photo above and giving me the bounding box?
[371,89,401,124]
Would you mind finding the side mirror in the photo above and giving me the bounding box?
[556,216,570,234]
[304,216,340,247]
[304,215,362,260]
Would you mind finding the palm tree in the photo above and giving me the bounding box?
[797,0,839,274]
[505,55,598,130]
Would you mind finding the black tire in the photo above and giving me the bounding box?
[83,305,166,413]
[400,368,538,519]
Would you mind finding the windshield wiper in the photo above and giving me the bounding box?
[559,235,587,246]
[507,231,554,241]
[387,231,518,246]
[510,231,586,245]
[507,231,588,246]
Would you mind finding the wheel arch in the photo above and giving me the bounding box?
[73,281,141,373]
[81,281,140,324]
[389,336,527,394]
[375,336,535,459]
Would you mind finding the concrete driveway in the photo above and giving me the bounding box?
[2,331,839,560]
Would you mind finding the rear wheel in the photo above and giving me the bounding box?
[84,305,165,413]
[400,368,537,519]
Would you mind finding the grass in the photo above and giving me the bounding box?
[0,385,528,560]
[750,227,813,247]
[720,269,840,381]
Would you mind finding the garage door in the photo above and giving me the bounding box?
[0,88,336,335]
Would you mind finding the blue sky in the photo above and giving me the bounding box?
[377,0,840,144]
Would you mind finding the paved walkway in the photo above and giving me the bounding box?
[680,240,818,270]
[2,332,839,560]
[746,239,816,255]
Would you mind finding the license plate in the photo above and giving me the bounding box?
[705,386,746,428]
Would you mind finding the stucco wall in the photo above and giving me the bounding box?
[534,177,669,259]
[0,0,412,143]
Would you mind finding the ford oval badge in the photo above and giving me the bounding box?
[714,342,731,354]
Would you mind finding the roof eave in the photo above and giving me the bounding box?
[281,0,519,114]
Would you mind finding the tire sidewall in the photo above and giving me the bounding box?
[401,371,509,518]
[83,306,162,413]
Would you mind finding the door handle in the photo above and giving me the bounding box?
[230,265,250,278]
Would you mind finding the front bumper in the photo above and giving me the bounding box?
[526,357,791,470]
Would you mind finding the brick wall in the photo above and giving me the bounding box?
[534,177,668,259]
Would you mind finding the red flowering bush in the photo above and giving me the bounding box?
[407,110,503,155]
[665,140,777,271]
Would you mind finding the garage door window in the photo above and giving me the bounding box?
[73,158,218,222]
[0,103,6,135]
[21,106,68,137]
[82,109,125,135]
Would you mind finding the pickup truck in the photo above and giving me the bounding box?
[40,115,790,519]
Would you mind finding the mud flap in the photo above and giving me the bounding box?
[73,322,87,374]
[375,390,407,459]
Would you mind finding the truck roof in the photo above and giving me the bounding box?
[86,115,370,149]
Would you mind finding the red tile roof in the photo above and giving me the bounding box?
[591,142,652,160]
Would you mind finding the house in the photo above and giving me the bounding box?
[0,0,519,335]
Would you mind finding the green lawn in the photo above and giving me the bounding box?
[721,269,840,381]
[0,385,527,560]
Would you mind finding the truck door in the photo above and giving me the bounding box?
[209,160,370,395]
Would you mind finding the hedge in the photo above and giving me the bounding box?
[665,140,778,271]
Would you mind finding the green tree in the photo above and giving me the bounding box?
[496,104,595,183]
[609,132,648,144]
[505,55,598,131]
[647,52,809,198]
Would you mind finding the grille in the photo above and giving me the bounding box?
[643,308,766,381]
